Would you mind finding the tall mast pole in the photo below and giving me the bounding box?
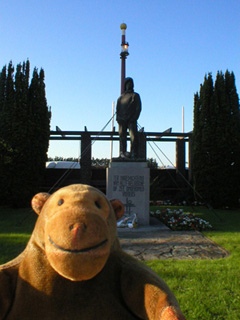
[110,101,115,160]
[182,106,184,133]
[120,23,129,94]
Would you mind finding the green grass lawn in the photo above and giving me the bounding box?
[147,206,240,319]
[0,205,239,319]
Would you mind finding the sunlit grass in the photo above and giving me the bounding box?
[146,206,240,319]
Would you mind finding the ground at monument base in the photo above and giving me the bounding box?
[117,218,229,261]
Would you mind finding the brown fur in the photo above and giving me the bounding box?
[0,184,185,320]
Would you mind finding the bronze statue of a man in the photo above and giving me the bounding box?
[116,77,141,159]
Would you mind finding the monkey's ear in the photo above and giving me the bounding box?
[31,193,50,215]
[110,199,125,221]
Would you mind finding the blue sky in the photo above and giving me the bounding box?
[1,0,239,166]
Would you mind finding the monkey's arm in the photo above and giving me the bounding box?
[0,252,25,319]
[0,269,16,319]
[120,253,185,320]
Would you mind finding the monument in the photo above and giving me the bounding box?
[107,78,149,225]
[107,24,150,226]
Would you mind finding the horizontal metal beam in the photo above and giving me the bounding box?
[49,136,189,142]
[50,130,191,136]
[50,130,192,141]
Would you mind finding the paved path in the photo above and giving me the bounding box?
[117,220,229,261]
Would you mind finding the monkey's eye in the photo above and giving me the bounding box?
[58,199,64,206]
[95,201,101,209]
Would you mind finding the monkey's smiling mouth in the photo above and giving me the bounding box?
[48,236,108,253]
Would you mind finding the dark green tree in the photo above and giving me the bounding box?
[28,68,51,195]
[0,60,51,207]
[220,71,240,206]
[0,65,7,114]
[192,73,214,203]
[0,62,16,203]
[4,62,15,141]
[192,71,240,208]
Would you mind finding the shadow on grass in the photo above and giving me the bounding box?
[0,207,37,234]
[0,234,30,264]
[0,207,37,264]
[192,207,240,232]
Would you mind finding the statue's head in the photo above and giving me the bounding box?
[124,77,134,92]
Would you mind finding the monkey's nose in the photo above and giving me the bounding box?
[70,223,87,237]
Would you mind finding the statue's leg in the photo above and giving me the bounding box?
[119,123,127,155]
[129,122,138,158]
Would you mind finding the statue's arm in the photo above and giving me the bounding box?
[133,94,142,121]
[116,98,120,122]
[120,254,185,320]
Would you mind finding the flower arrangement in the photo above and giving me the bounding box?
[150,208,212,231]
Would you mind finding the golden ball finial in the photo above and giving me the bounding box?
[120,23,127,30]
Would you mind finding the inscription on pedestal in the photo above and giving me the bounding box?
[113,175,144,196]
[107,162,150,225]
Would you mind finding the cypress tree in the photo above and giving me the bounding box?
[192,92,202,194]
[4,62,15,141]
[0,60,50,207]
[38,68,51,165]
[0,65,7,115]
[211,71,229,206]
[224,71,240,206]
[193,73,215,204]
[0,62,17,203]
[193,71,240,208]
[10,62,33,205]
[0,65,9,203]
[28,67,51,195]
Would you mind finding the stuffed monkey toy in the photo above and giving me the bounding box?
[0,184,185,320]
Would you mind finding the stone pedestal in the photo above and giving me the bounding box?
[106,161,150,225]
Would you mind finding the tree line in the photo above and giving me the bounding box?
[0,60,239,208]
[0,60,51,207]
[192,70,240,208]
